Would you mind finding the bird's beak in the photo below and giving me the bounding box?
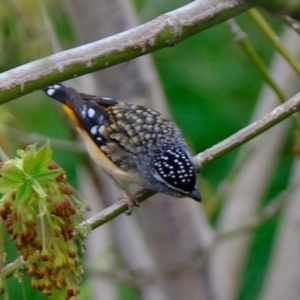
[188,189,201,202]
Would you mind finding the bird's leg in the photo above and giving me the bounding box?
[122,191,140,215]
[108,175,139,215]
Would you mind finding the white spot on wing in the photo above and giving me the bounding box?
[87,108,96,118]
[90,126,98,135]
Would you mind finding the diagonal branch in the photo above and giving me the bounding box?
[193,90,300,170]
[85,89,300,227]
[0,0,251,104]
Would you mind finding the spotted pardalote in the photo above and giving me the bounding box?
[44,84,201,206]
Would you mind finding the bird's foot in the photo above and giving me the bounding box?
[121,192,140,215]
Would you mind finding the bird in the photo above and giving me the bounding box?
[43,83,201,213]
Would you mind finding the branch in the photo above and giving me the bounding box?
[193,90,300,170]
[78,89,300,228]
[0,0,251,104]
[2,91,300,279]
[280,15,300,34]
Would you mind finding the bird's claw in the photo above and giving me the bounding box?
[122,192,140,215]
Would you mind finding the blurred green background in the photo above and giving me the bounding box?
[0,1,293,299]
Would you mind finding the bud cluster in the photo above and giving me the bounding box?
[0,144,87,299]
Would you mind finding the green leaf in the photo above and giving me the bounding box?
[34,169,63,182]
[23,141,53,178]
[22,144,38,175]
[0,165,25,191]
[16,181,33,203]
[33,141,53,175]
[21,142,65,185]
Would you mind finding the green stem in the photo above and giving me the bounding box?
[227,18,300,130]
[248,8,300,77]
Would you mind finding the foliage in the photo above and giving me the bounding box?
[0,143,87,299]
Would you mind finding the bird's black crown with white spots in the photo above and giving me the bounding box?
[44,83,201,202]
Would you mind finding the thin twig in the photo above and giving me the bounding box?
[227,19,286,102]
[227,18,300,129]
[248,8,300,77]
[280,15,300,34]
[194,90,300,169]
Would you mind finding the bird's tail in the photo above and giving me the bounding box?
[43,83,83,127]
[43,83,71,104]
